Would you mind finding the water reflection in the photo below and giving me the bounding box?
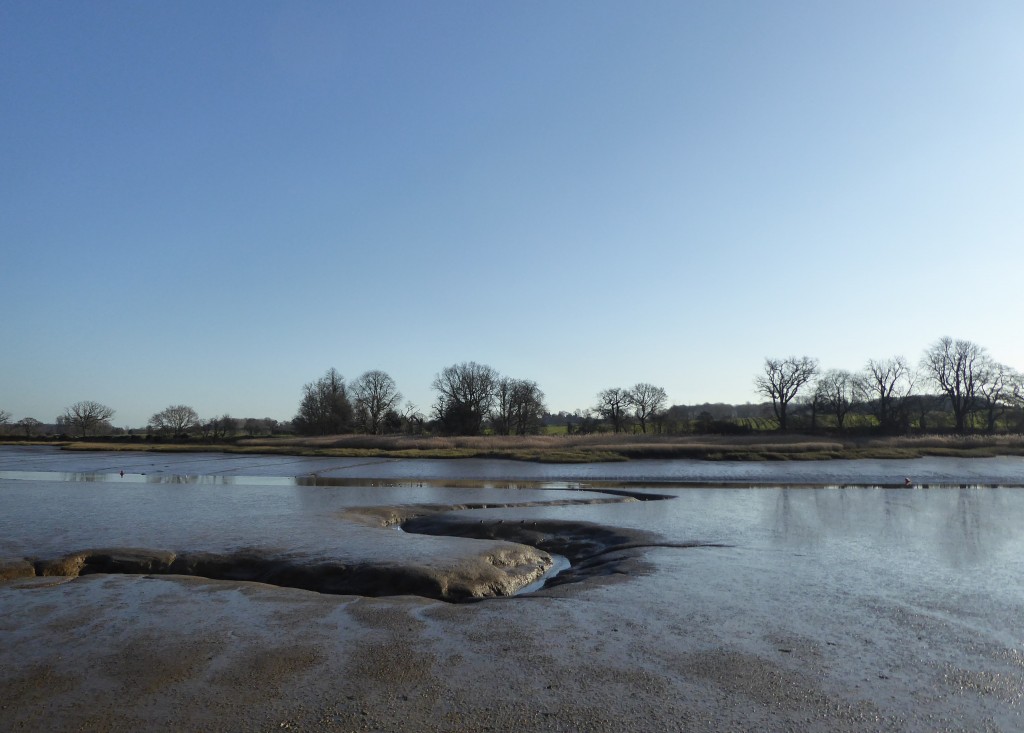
[3,468,1015,493]
[771,489,820,546]
[758,486,1023,571]
[946,490,981,566]
[937,489,1019,569]
[0,470,244,485]
[879,489,911,544]
[0,470,597,491]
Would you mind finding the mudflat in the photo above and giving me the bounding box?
[0,573,902,732]
[2,446,1022,731]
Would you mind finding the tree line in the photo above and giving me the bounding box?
[754,337,1024,434]
[290,364,675,438]
[0,401,285,440]
[2,337,1022,440]
[291,363,548,437]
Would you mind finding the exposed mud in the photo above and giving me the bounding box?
[7,543,550,602]
[3,490,707,601]
[400,513,727,590]
[4,523,716,602]
[3,448,1023,731]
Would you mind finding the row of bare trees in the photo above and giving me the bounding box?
[148,406,280,439]
[593,384,669,433]
[0,410,34,436]
[431,362,546,436]
[756,338,1024,433]
[3,337,1020,440]
[288,363,548,437]
[12,401,132,438]
[293,368,407,436]
[0,402,283,440]
[62,400,116,438]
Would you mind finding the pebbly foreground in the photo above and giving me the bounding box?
[2,446,1023,731]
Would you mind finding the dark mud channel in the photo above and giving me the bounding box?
[1,487,721,602]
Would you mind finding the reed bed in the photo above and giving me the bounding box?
[863,434,1024,450]
[234,433,858,461]
[240,432,845,451]
[58,432,1024,462]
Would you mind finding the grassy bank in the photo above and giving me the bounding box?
[47,433,1024,463]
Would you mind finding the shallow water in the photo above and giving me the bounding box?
[0,475,590,561]
[2,444,1024,484]
[3,447,1022,625]
[2,446,1023,730]
[2,446,1023,581]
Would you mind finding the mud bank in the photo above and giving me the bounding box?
[0,477,689,602]
[401,514,724,590]
[0,541,551,601]
[1,497,709,601]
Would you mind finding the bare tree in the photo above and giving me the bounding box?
[293,368,353,435]
[351,370,403,434]
[856,357,915,433]
[431,362,498,435]
[754,356,819,431]
[242,417,276,437]
[212,414,238,439]
[1011,374,1024,431]
[16,417,41,437]
[491,378,547,435]
[149,405,200,436]
[402,401,426,434]
[511,380,547,435]
[62,401,116,438]
[629,383,668,434]
[815,369,856,431]
[595,388,632,433]
[491,378,518,436]
[196,414,240,440]
[976,361,1020,433]
[0,409,10,433]
[920,337,987,432]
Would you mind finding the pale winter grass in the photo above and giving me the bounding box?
[242,432,847,455]
[861,434,1024,450]
[57,429,1024,462]
[250,434,559,451]
[236,431,1024,461]
[64,431,1024,462]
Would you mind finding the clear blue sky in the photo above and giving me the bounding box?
[3,1,1023,428]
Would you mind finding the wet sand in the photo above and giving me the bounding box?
[2,446,1022,731]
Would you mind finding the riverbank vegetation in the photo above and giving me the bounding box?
[26,433,1024,463]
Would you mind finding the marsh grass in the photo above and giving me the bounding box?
[301,433,1012,460]
[58,432,1024,462]
[858,434,1024,459]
